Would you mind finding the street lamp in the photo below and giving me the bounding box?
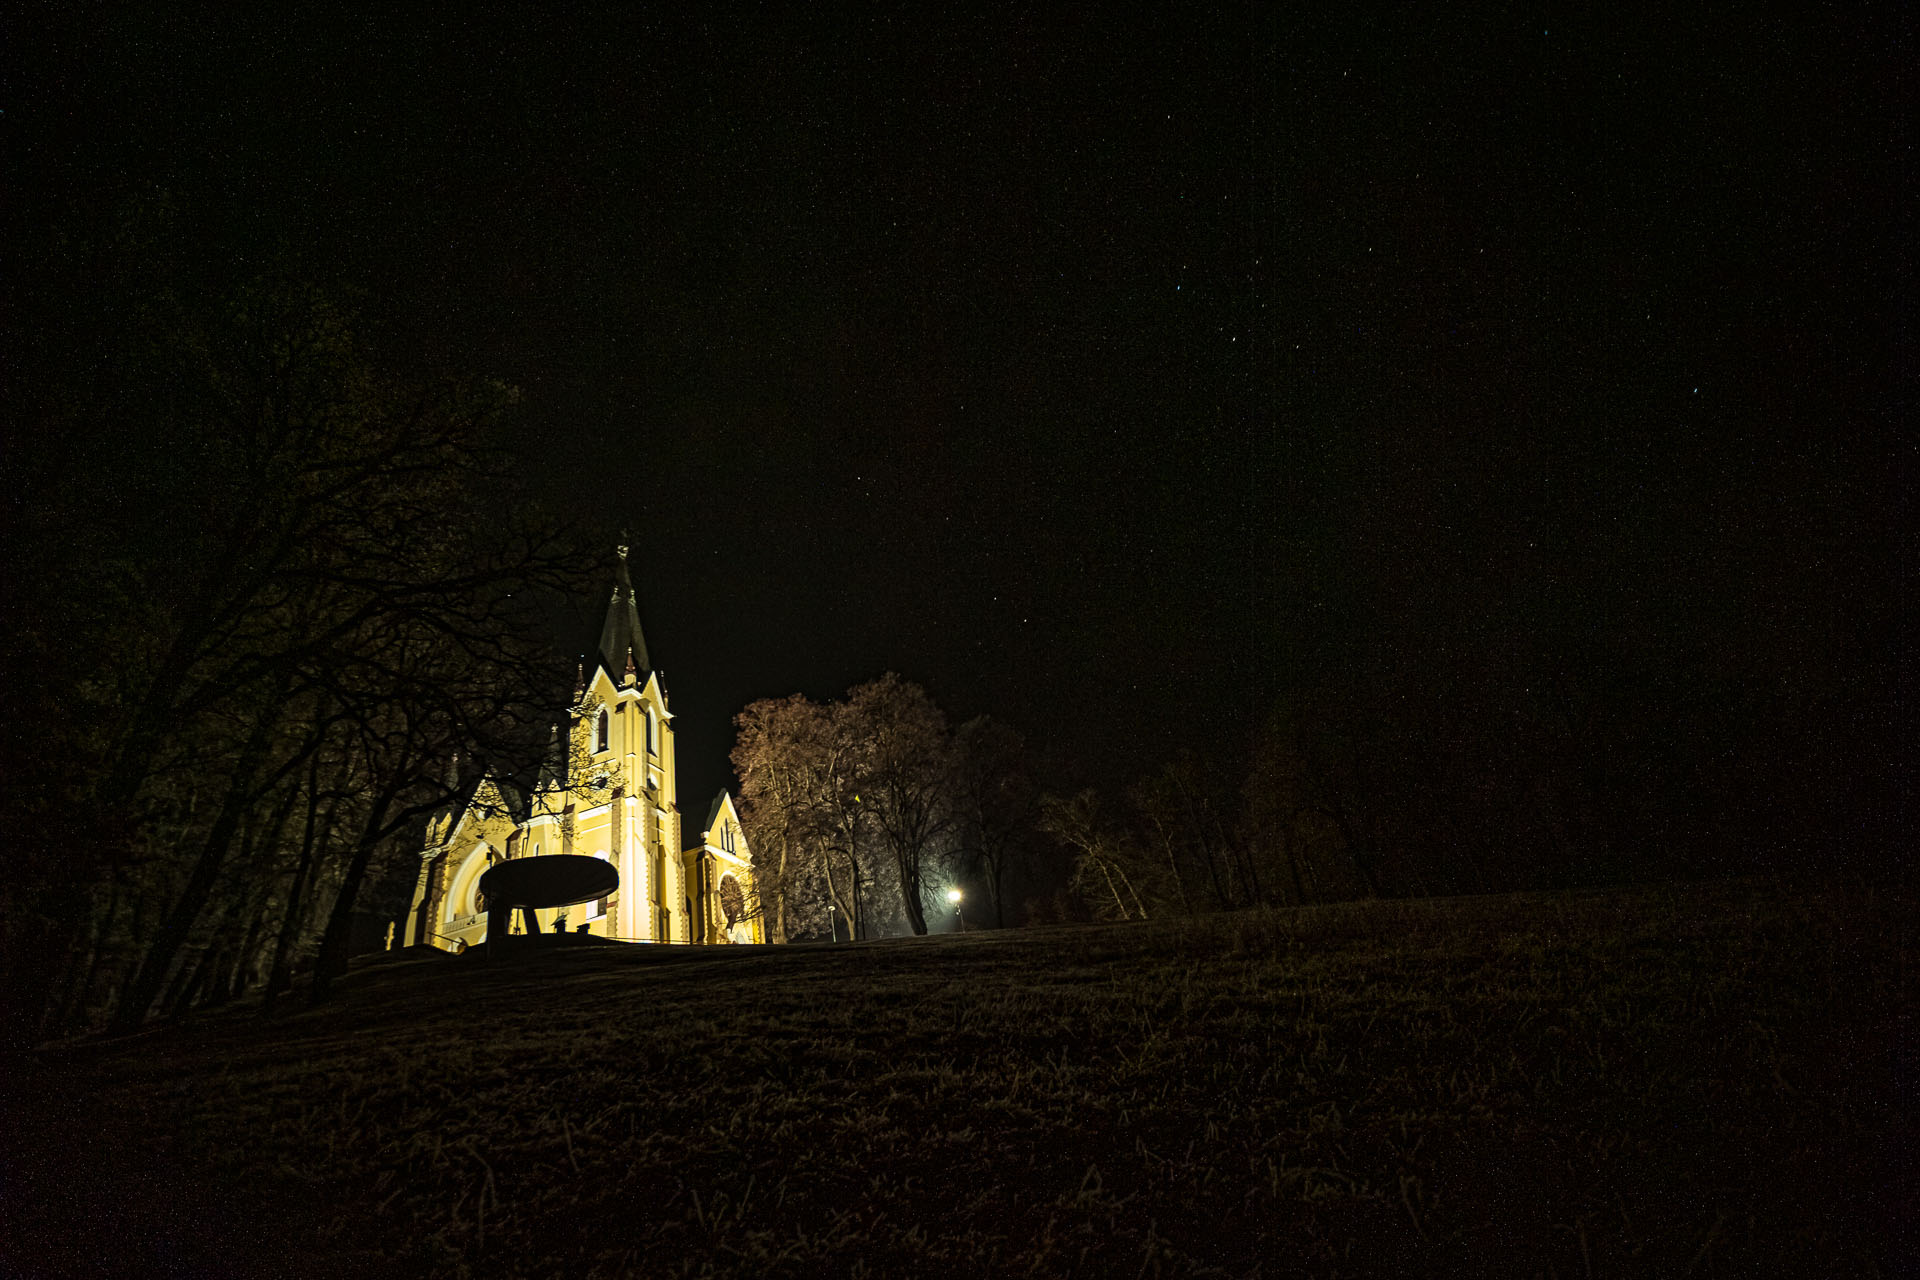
[946,887,964,932]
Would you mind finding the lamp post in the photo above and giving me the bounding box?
[946,887,964,932]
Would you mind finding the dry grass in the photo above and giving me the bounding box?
[4,879,1908,1278]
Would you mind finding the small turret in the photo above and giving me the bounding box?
[534,721,568,795]
[428,752,465,845]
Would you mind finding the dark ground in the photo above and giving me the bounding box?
[2,879,1909,1278]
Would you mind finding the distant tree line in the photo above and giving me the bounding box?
[1030,627,1902,924]
[2,206,596,1046]
[745,622,1901,935]
[731,670,1607,936]
[732,665,1634,935]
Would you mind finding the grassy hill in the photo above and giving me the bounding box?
[3,880,1907,1278]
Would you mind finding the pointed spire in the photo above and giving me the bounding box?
[536,721,567,794]
[597,541,653,682]
[431,752,465,843]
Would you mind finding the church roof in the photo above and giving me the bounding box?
[595,543,652,685]
[684,790,737,853]
[438,760,531,836]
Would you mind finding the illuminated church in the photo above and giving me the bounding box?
[402,547,763,950]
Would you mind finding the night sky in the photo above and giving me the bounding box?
[10,7,1906,816]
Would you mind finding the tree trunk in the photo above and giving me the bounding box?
[172,945,225,1015]
[202,777,300,1010]
[1095,859,1129,920]
[1330,807,1382,898]
[308,791,396,1005]
[985,849,1007,929]
[1113,861,1149,920]
[1279,815,1307,906]
[227,893,272,1003]
[158,946,205,1020]
[846,829,865,941]
[172,884,248,1017]
[263,759,330,1014]
[1215,803,1262,907]
[109,706,282,1034]
[771,831,791,945]
[47,886,109,1039]
[821,851,841,941]
[897,848,929,936]
[1199,832,1233,911]
[1158,831,1191,916]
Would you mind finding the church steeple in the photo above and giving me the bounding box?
[597,542,652,682]
[534,721,566,794]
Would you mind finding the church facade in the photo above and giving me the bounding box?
[402,547,763,951]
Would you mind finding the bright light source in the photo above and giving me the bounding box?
[946,888,963,904]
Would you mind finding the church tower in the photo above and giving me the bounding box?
[528,541,682,942]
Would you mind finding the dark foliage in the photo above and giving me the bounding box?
[1,204,600,1044]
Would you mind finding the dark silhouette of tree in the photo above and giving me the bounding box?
[846,675,951,937]
[949,716,1038,929]
[1129,753,1254,913]
[4,230,597,1041]
[734,691,885,941]
[732,694,827,944]
[814,697,885,939]
[1037,790,1150,921]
